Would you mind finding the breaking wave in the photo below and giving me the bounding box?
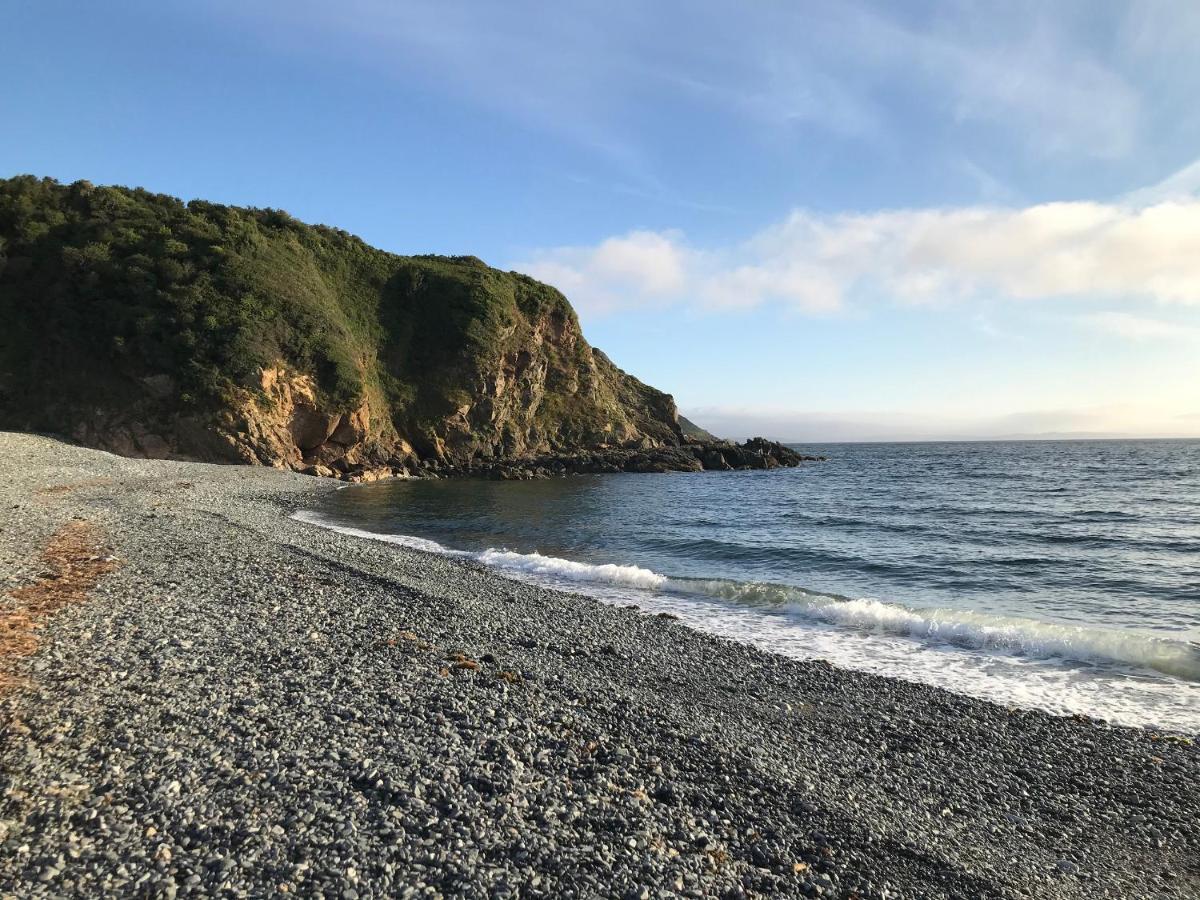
[673,577,1200,682]
[292,513,462,556]
[476,548,667,589]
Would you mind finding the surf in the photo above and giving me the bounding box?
[293,511,1200,684]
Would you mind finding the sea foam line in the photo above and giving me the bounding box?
[291,511,663,587]
[677,578,1200,682]
[293,512,462,556]
[292,511,1200,682]
[476,548,667,589]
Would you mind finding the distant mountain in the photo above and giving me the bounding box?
[0,176,801,479]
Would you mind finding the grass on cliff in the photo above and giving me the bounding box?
[0,175,587,437]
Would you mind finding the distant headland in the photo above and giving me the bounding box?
[0,176,814,481]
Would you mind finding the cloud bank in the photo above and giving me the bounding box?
[517,200,1200,316]
[686,404,1200,443]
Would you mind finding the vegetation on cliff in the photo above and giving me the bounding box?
[0,175,696,473]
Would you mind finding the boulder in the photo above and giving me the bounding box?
[290,407,338,452]
[328,405,370,446]
[702,449,731,470]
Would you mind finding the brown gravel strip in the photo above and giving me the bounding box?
[0,520,117,692]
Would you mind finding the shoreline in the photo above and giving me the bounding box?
[295,500,1200,735]
[1,432,1197,898]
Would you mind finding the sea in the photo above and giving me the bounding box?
[301,439,1200,733]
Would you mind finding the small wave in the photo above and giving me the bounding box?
[675,577,1200,682]
[291,511,463,556]
[1069,509,1142,522]
[293,511,666,589]
[476,548,667,589]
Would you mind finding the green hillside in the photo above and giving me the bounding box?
[0,176,686,472]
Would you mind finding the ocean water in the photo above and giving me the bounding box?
[304,440,1200,733]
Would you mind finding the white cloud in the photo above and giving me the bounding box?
[515,200,1200,315]
[1078,311,1200,343]
[523,231,691,314]
[589,232,687,295]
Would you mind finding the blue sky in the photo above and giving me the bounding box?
[3,1,1199,439]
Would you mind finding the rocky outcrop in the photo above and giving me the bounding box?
[219,368,405,474]
[424,439,825,482]
[304,437,822,483]
[200,363,824,483]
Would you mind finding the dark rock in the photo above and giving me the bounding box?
[703,449,732,470]
[424,438,824,482]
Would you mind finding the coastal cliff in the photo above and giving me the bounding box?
[0,176,807,480]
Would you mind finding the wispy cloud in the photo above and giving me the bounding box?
[211,0,661,178]
[211,0,1145,179]
[819,3,1140,159]
[517,200,1200,315]
[560,172,740,216]
[956,159,1023,205]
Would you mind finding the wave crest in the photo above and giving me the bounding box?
[477,548,667,589]
[677,577,1200,682]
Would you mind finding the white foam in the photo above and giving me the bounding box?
[293,511,664,589]
[640,594,1200,733]
[679,579,1200,682]
[291,511,462,556]
[477,548,667,589]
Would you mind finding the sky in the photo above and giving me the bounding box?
[3,0,1199,440]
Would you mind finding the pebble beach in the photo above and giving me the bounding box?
[1,432,1197,899]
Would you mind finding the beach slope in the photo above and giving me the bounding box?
[0,432,1196,898]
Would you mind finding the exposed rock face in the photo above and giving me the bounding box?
[23,342,821,484]
[391,328,684,467]
[8,271,700,479]
[203,355,819,483]
[222,368,386,471]
[202,322,694,479]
